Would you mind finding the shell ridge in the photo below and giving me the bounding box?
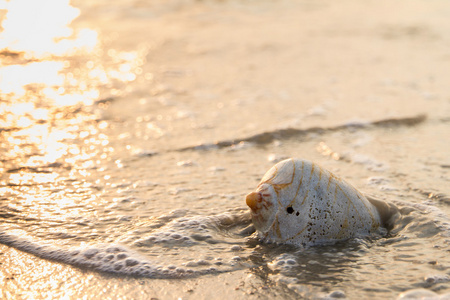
[283,159,297,207]
[286,224,308,241]
[294,160,307,207]
[315,167,324,189]
[265,213,282,239]
[354,192,380,229]
[337,184,364,223]
[274,214,282,238]
[326,174,333,192]
[300,190,309,206]
[309,163,315,183]
[333,179,339,205]
[345,183,380,229]
[269,160,296,206]
[260,165,279,185]
[336,217,349,238]
[288,172,303,207]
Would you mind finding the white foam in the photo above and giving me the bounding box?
[267,253,299,275]
[0,210,252,278]
[397,289,450,299]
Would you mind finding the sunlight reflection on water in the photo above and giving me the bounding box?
[0,0,99,105]
[0,0,144,105]
[0,0,147,181]
[0,0,97,57]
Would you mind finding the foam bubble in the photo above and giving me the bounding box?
[0,210,252,278]
[396,289,450,300]
[0,229,233,278]
[267,253,299,275]
[424,274,450,286]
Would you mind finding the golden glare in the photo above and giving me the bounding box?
[0,0,146,207]
[0,0,97,58]
[0,61,65,96]
[0,0,101,106]
[9,172,59,185]
[316,142,341,160]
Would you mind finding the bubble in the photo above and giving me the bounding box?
[0,210,251,279]
[230,245,242,251]
[104,254,114,261]
[424,274,450,285]
[171,233,182,239]
[185,261,197,267]
[327,290,346,298]
[176,160,196,167]
[286,259,296,265]
[268,154,290,163]
[125,258,139,267]
[268,254,299,273]
[196,260,210,266]
[83,248,99,259]
[106,246,124,253]
[117,253,128,260]
[396,289,443,299]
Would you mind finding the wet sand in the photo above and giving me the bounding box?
[76,0,450,149]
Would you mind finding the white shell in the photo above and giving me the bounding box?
[246,158,382,246]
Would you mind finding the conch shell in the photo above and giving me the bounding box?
[246,158,398,246]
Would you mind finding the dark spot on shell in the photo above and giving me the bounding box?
[286,206,294,214]
[296,212,300,216]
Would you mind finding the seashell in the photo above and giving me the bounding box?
[246,158,399,246]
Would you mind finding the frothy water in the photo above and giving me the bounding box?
[1,0,450,299]
[0,209,252,279]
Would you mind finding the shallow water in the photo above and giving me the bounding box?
[1,0,450,299]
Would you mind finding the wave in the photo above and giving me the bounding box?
[176,114,427,152]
